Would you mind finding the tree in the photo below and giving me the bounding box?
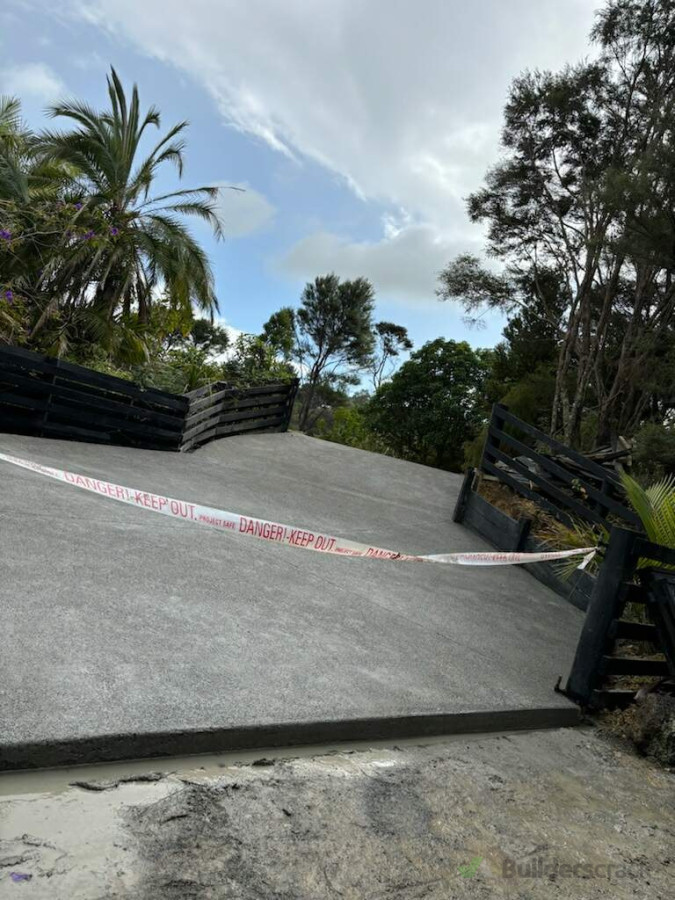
[438,0,675,447]
[472,268,563,424]
[163,317,230,355]
[370,321,413,389]
[293,377,354,433]
[316,405,387,453]
[295,273,375,430]
[32,67,222,361]
[0,97,73,346]
[187,318,230,355]
[261,307,296,360]
[367,339,490,471]
[221,333,295,386]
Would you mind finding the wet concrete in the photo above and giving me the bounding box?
[0,727,672,899]
[1,431,581,768]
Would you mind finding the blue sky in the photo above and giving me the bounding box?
[1,0,597,358]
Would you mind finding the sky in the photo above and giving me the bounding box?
[1,0,598,355]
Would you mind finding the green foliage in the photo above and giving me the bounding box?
[436,254,514,320]
[463,427,487,470]
[292,378,351,433]
[163,317,230,355]
[543,518,607,581]
[185,318,230,355]
[368,339,490,472]
[316,406,388,454]
[633,423,675,483]
[541,467,675,581]
[295,273,375,429]
[72,347,136,382]
[438,0,675,446]
[261,307,296,360]
[141,347,224,394]
[222,333,295,387]
[499,367,557,430]
[1,69,222,367]
[370,321,413,388]
[620,470,675,559]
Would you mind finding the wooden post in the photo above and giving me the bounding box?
[40,357,58,438]
[283,380,299,432]
[514,517,531,552]
[482,403,506,471]
[452,468,475,523]
[565,526,639,705]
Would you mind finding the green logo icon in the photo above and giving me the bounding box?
[458,856,483,878]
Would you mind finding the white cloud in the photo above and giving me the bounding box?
[59,0,596,298]
[213,319,244,361]
[215,182,275,238]
[217,319,244,344]
[68,0,595,224]
[280,224,481,305]
[0,62,65,101]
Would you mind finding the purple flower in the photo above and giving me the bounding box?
[84,230,95,240]
[74,202,83,211]
[0,229,11,241]
[5,290,14,302]
[110,226,119,237]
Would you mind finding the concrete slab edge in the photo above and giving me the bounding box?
[0,706,580,772]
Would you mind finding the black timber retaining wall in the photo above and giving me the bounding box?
[453,468,596,612]
[0,344,298,451]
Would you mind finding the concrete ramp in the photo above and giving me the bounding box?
[0,432,581,769]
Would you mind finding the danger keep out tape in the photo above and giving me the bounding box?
[0,450,595,568]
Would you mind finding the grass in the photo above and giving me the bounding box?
[476,478,559,535]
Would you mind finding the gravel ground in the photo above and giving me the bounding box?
[1,726,673,899]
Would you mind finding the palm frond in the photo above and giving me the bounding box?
[538,516,607,580]
[152,200,223,237]
[621,471,675,543]
[138,185,220,208]
[0,96,22,135]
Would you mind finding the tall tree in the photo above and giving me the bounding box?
[221,332,296,386]
[33,68,222,360]
[163,317,231,355]
[370,321,413,389]
[438,0,675,446]
[367,339,490,471]
[261,306,296,360]
[295,273,375,430]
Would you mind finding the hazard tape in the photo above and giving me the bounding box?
[0,450,596,567]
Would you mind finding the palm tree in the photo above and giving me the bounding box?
[620,472,675,564]
[546,469,675,584]
[0,96,28,204]
[34,68,222,360]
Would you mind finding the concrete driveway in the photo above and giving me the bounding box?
[0,432,582,768]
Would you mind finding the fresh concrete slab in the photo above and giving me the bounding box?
[0,432,582,769]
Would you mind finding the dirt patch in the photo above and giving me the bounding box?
[599,694,675,768]
[477,478,556,533]
[1,727,674,899]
